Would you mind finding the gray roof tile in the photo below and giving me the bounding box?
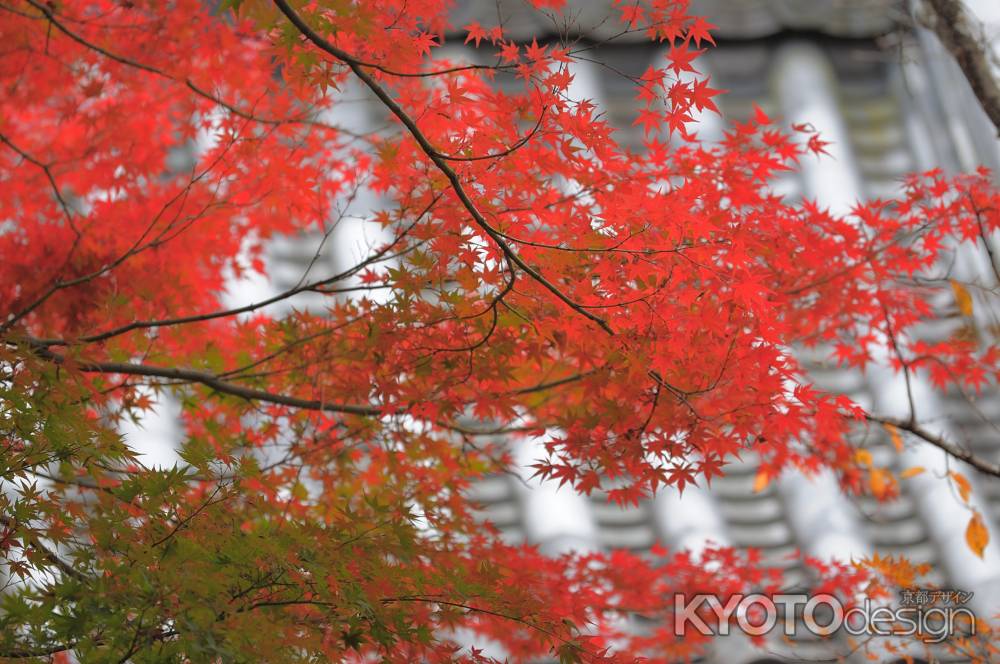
[450,0,901,41]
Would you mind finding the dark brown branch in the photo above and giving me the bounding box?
[31,192,442,347]
[0,132,77,232]
[3,132,243,333]
[922,0,1000,135]
[245,595,580,654]
[0,627,176,660]
[21,0,511,87]
[0,515,89,583]
[866,414,1000,478]
[0,641,78,659]
[18,0,369,138]
[512,369,599,394]
[17,339,549,437]
[271,0,614,336]
[149,485,229,548]
[434,107,548,162]
[26,340,382,417]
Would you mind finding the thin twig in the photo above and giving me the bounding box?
[866,414,1000,478]
[272,0,614,335]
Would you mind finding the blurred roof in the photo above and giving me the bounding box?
[449,0,901,42]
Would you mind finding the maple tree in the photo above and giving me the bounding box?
[1,0,999,661]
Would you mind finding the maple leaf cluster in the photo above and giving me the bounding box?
[1,0,999,661]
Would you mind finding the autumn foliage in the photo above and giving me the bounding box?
[1,0,999,661]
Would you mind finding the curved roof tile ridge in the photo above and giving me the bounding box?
[449,0,901,42]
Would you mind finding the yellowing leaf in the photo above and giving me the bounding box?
[854,448,873,467]
[883,423,904,452]
[951,280,974,316]
[966,511,989,558]
[752,469,770,493]
[950,471,972,503]
[859,551,931,587]
[869,468,895,500]
[899,466,925,479]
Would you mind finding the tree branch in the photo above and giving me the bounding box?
[0,515,89,583]
[271,0,614,336]
[24,340,381,417]
[19,339,549,437]
[17,0,370,138]
[866,414,1000,478]
[0,641,78,659]
[921,0,1000,135]
[31,192,442,347]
